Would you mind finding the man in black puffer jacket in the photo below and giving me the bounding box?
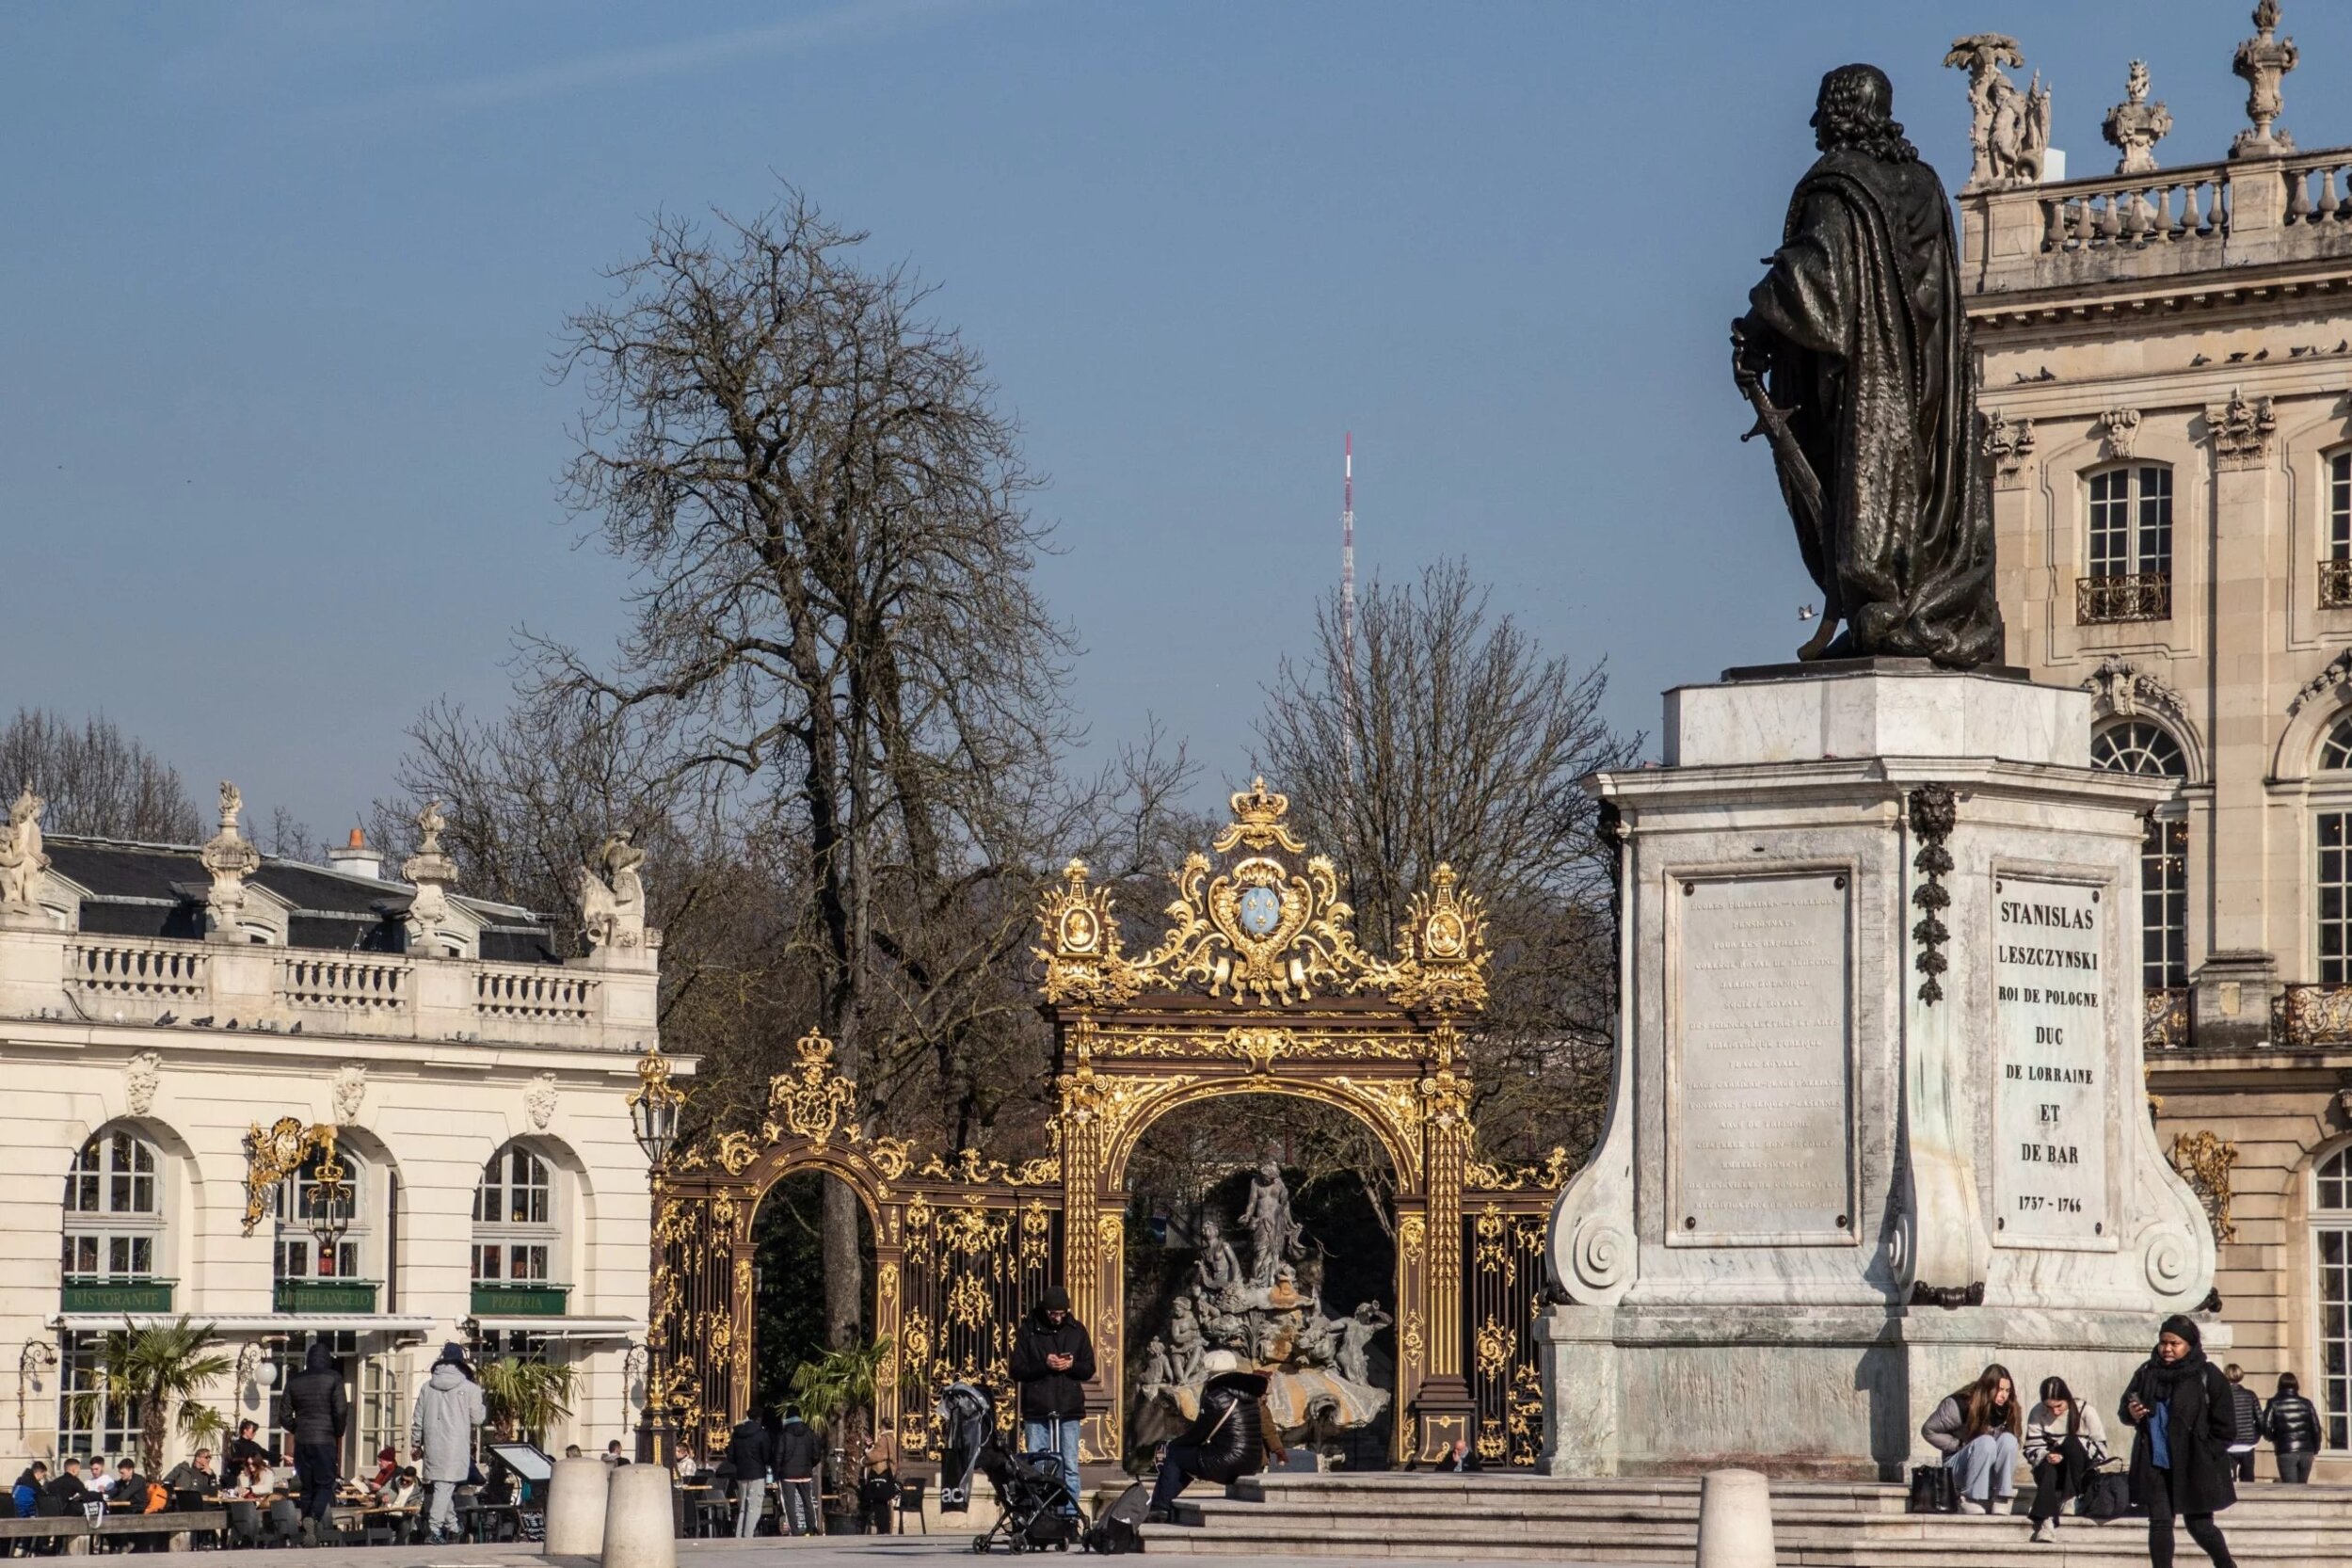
[1144,1360,1283,1524]
[281,1341,347,1541]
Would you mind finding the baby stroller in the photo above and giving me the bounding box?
[971,1438,1080,1554]
[938,1382,993,1512]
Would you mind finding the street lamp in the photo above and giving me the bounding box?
[306,1129,354,1268]
[626,1044,685,1464]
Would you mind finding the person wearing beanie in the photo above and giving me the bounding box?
[2119,1315,2239,1568]
[410,1341,485,1544]
[1008,1286,1094,1516]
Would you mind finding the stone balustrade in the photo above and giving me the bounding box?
[1962,147,2352,296]
[21,926,651,1050]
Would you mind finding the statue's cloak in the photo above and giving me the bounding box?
[1745,147,2004,667]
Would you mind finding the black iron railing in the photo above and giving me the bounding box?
[2078,572,2172,624]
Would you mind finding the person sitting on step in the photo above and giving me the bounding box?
[1921,1363,2022,1516]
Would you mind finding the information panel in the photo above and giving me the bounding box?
[1993,878,2110,1244]
[1670,873,1851,1242]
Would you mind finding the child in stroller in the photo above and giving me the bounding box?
[936,1383,1080,1553]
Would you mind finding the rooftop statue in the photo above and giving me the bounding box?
[1732,64,2005,669]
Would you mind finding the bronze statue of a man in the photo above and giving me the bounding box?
[1733,64,2005,669]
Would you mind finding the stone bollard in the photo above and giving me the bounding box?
[542,1458,613,1557]
[1695,1468,1776,1568]
[600,1463,678,1568]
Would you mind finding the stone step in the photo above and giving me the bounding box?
[1222,1476,2352,1519]
[1148,1519,2352,1564]
[1146,1475,2352,1563]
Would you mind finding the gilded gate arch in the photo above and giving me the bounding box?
[648,778,1566,1468]
[1037,778,1560,1464]
[650,1032,1062,1462]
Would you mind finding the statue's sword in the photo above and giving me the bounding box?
[1734,355,1840,660]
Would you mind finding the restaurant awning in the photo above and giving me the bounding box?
[51,1314,440,1336]
[467,1316,641,1340]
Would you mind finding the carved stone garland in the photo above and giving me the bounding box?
[1910,785,1959,1005]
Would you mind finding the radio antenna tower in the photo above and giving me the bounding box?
[1340,433,1359,754]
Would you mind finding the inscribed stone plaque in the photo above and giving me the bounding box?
[1994,878,2109,1244]
[1670,873,1851,1243]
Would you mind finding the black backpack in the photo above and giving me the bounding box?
[1084,1480,1151,1554]
[2076,1470,2133,1520]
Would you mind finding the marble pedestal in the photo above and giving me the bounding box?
[1540,665,2216,1480]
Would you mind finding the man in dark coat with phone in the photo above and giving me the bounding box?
[1009,1287,1095,1514]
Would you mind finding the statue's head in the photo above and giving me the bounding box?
[1811,63,1919,164]
[1258,1159,1280,1179]
[1200,1218,1221,1240]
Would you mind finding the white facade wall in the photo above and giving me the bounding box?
[0,920,666,1473]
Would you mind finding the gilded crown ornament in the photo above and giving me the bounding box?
[768,1030,859,1146]
[1032,777,1489,1013]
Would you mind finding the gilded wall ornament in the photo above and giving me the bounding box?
[2170,1130,2240,1241]
[238,1116,341,1235]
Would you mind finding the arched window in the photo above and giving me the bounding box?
[2081,464,2173,624]
[274,1148,369,1283]
[2091,721,2189,993]
[62,1128,164,1282]
[58,1128,166,1460]
[2322,715,2352,771]
[2315,1146,2352,1448]
[472,1144,560,1289]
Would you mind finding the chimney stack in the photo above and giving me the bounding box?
[328,826,385,883]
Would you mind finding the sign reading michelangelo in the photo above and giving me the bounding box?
[1993,879,2110,1244]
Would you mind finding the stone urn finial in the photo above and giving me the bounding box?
[2231,0,2298,158]
[2103,60,2171,175]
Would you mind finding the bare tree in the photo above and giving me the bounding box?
[505,184,1185,1345]
[0,710,201,842]
[1254,560,1638,1169]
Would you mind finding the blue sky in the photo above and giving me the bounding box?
[6,1,2347,835]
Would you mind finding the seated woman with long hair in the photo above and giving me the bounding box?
[1920,1363,2022,1514]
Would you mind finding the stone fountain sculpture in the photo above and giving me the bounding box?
[1132,1164,1391,1454]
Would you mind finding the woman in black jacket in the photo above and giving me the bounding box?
[2118,1315,2238,1568]
[2261,1372,2321,1484]
[1142,1363,1283,1524]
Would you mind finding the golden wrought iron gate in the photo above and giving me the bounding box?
[648,779,1569,1466]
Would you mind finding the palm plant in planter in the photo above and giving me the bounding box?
[477,1356,576,1443]
[69,1317,233,1474]
[786,1338,892,1531]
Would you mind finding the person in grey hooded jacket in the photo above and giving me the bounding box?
[410,1344,485,1544]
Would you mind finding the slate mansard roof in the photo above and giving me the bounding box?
[43,835,563,964]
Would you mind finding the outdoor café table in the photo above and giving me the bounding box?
[0,1509,228,1553]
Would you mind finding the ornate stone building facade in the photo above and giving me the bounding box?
[1966,10,2352,1471]
[0,786,664,1469]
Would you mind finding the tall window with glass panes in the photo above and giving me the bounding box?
[2315,1146,2352,1448]
[2083,464,2174,623]
[57,1129,164,1458]
[2319,720,2352,985]
[2091,721,2189,993]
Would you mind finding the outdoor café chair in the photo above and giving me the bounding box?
[896,1478,927,1535]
